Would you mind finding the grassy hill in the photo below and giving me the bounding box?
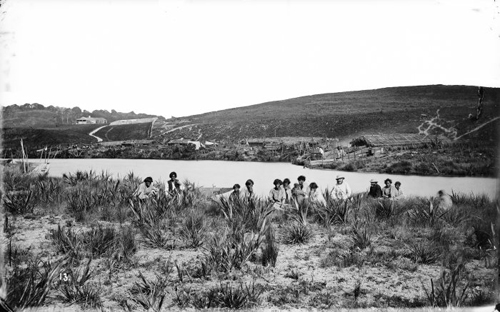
[153,85,499,144]
[3,85,499,153]
[1,125,102,152]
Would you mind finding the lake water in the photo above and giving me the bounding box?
[45,159,499,199]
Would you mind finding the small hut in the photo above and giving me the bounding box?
[350,134,452,148]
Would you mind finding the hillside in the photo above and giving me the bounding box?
[2,103,159,128]
[2,85,498,160]
[1,104,160,150]
[153,85,500,144]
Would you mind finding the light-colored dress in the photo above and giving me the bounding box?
[308,189,326,205]
[393,187,404,200]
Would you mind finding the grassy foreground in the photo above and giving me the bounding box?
[2,167,498,311]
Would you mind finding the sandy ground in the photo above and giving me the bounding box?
[7,210,496,311]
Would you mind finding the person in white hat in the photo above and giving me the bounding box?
[331,174,351,200]
[366,179,382,198]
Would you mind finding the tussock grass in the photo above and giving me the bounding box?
[175,280,263,309]
[128,272,169,312]
[282,222,313,245]
[7,253,65,309]
[180,209,206,248]
[56,259,103,309]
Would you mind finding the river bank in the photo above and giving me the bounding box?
[5,136,498,178]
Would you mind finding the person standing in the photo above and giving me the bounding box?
[292,175,308,205]
[283,178,293,204]
[367,179,382,198]
[331,175,351,200]
[382,178,396,199]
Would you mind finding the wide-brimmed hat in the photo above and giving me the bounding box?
[144,177,153,183]
[370,179,377,183]
[336,175,345,180]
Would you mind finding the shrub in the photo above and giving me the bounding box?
[385,160,413,174]
[180,209,206,248]
[57,259,103,309]
[316,197,350,226]
[202,229,265,273]
[140,222,175,249]
[372,199,397,220]
[351,224,372,250]
[407,198,447,227]
[407,241,441,264]
[129,272,169,312]
[7,254,65,309]
[282,222,313,245]
[48,225,84,264]
[424,262,471,307]
[84,224,118,257]
[3,190,35,215]
[175,281,263,309]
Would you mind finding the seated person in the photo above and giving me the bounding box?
[382,178,396,199]
[393,181,404,200]
[243,179,257,201]
[167,171,180,196]
[308,182,326,205]
[229,183,242,204]
[367,179,382,198]
[268,179,285,209]
[436,190,453,211]
[133,177,158,199]
[331,175,351,200]
[171,179,183,195]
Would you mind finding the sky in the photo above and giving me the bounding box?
[1,0,500,118]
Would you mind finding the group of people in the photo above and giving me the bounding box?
[229,174,403,210]
[133,171,456,212]
[132,171,184,199]
[367,178,404,200]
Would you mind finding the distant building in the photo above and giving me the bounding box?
[76,116,108,124]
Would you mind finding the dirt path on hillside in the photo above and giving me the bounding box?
[89,126,106,142]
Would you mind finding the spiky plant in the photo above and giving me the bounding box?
[407,241,441,264]
[84,224,118,258]
[7,255,65,309]
[180,209,206,248]
[3,190,34,215]
[57,259,103,309]
[424,262,471,307]
[282,222,313,245]
[129,272,169,312]
[48,225,84,264]
[351,223,372,250]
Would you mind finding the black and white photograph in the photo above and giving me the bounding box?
[0,0,499,311]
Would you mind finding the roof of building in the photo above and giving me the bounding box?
[350,134,453,147]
